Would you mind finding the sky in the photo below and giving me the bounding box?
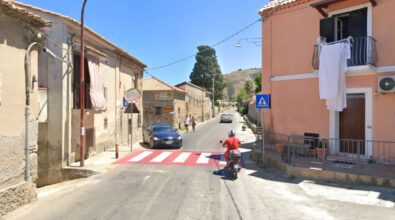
[19,0,267,85]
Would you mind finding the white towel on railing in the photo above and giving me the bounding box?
[319,42,351,111]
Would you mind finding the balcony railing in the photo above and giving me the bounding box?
[312,36,378,70]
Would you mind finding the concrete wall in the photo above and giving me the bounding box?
[247,102,261,127]
[261,0,395,145]
[0,12,39,215]
[22,9,145,186]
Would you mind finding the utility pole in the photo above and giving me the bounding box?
[79,0,87,167]
[212,75,215,117]
[201,89,204,122]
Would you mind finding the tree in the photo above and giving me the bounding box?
[254,74,262,94]
[244,80,255,97]
[190,45,225,102]
[226,81,235,101]
[236,88,249,105]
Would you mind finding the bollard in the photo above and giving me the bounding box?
[115,144,119,159]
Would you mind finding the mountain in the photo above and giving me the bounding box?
[222,68,261,101]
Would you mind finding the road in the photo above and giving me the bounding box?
[5,110,395,220]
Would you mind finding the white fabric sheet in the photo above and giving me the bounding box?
[319,42,350,112]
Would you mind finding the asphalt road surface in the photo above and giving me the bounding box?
[5,110,395,220]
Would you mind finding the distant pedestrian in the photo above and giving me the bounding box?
[191,116,196,132]
[184,114,190,132]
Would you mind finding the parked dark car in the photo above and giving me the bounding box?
[143,123,182,149]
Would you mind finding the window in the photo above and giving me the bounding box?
[320,8,367,42]
[104,118,108,129]
[73,54,91,109]
[103,87,107,102]
[178,107,180,114]
[137,113,141,128]
[319,8,371,67]
[155,106,162,116]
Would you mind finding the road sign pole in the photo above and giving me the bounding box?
[255,94,270,167]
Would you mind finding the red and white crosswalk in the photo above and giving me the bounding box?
[113,150,230,167]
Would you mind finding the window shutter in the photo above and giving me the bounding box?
[320,17,335,42]
[349,8,367,37]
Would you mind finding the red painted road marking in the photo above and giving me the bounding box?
[113,150,231,167]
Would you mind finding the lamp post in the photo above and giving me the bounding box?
[235,37,262,47]
[236,37,265,166]
[79,0,88,167]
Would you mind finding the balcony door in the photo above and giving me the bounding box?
[320,8,369,66]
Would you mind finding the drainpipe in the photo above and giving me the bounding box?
[24,42,39,182]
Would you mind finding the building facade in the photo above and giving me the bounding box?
[15,2,146,186]
[260,0,395,162]
[142,78,186,130]
[175,82,212,123]
[0,0,51,215]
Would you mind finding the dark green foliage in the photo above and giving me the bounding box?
[190,45,225,102]
[254,74,262,93]
[244,80,255,97]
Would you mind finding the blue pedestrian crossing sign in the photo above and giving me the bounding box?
[256,94,271,109]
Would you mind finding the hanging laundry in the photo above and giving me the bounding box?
[319,42,351,111]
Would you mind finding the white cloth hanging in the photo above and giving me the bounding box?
[319,42,351,112]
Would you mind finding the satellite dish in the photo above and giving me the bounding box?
[125,88,141,103]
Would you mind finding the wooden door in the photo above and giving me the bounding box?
[339,93,365,154]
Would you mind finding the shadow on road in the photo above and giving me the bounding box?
[241,140,395,203]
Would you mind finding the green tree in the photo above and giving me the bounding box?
[254,74,262,93]
[226,81,235,101]
[190,45,224,102]
[244,80,255,97]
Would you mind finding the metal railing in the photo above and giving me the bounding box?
[264,133,395,170]
[312,36,378,70]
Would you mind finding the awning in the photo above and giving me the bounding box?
[311,0,377,17]
[87,55,107,111]
[124,103,140,114]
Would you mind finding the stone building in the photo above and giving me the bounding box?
[0,0,51,215]
[175,82,212,122]
[142,78,186,130]
[14,2,146,186]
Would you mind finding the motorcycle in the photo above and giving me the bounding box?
[227,149,242,179]
[220,140,242,180]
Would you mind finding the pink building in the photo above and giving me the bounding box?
[260,0,395,163]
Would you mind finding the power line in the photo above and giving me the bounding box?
[146,18,262,71]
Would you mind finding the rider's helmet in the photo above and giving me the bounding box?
[228,130,236,137]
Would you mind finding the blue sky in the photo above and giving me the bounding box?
[19,0,267,85]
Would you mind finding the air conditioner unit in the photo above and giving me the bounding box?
[378,76,395,93]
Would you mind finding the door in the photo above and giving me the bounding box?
[339,93,365,154]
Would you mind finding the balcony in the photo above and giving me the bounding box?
[312,36,378,70]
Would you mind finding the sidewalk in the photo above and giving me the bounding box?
[64,141,144,176]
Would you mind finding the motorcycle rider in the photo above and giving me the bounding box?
[222,130,241,166]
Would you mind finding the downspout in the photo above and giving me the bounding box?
[24,42,39,182]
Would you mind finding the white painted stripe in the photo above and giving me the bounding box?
[196,153,211,164]
[150,152,172,162]
[219,155,227,165]
[173,152,191,163]
[129,151,153,162]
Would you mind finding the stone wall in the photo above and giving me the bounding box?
[0,12,39,216]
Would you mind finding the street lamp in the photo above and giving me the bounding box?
[235,36,265,166]
[235,37,262,47]
[80,0,88,167]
